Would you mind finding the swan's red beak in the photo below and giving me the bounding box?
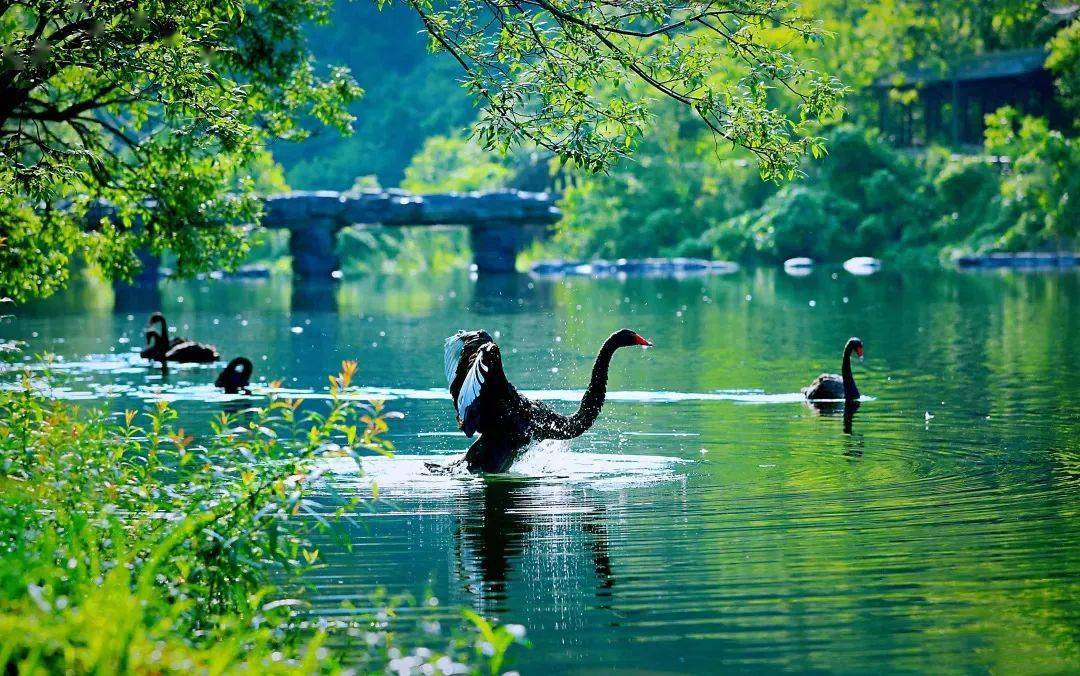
[634,334,653,347]
[855,345,864,359]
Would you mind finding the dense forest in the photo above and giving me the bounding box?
[281,1,1077,268]
[270,4,475,190]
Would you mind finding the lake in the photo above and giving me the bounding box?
[4,266,1079,673]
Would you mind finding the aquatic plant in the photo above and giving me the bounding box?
[0,360,524,673]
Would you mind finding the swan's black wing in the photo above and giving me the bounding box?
[444,330,514,437]
[802,373,844,399]
[165,341,219,364]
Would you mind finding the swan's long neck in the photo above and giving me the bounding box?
[151,315,168,343]
[150,333,168,366]
[841,344,859,400]
[563,338,619,438]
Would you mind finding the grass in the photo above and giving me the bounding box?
[0,359,524,674]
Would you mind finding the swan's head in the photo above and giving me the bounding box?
[611,328,653,349]
[216,357,253,390]
[847,337,864,360]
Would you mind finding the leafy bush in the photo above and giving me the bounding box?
[552,103,775,260]
[558,118,1077,265]
[0,361,522,673]
[0,200,77,301]
[1047,19,1080,118]
[983,108,1080,251]
[929,160,1004,253]
[402,137,514,194]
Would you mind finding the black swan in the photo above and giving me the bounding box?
[141,313,182,352]
[215,357,253,394]
[430,328,653,474]
[802,337,863,401]
[143,331,219,365]
[140,312,219,363]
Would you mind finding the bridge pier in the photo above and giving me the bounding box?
[290,280,339,313]
[112,248,161,312]
[262,190,558,279]
[469,223,544,274]
[287,220,340,281]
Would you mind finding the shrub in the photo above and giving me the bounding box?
[983,108,1080,252]
[0,361,522,673]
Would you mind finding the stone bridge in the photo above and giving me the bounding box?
[264,189,559,278]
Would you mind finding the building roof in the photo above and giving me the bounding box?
[874,48,1047,88]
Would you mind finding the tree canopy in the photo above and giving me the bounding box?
[1,0,845,300]
[0,0,361,299]
[405,0,845,176]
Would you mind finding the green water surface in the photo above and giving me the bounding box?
[5,266,1079,673]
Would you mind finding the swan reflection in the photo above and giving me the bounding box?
[453,478,618,616]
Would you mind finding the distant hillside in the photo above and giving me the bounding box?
[271,3,474,190]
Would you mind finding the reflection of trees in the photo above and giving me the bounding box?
[471,273,554,315]
[336,273,469,317]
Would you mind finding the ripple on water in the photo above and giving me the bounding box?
[5,269,1080,673]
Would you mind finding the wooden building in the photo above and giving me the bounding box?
[874,48,1064,147]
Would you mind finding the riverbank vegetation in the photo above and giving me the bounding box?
[0,359,523,672]
[552,116,1078,265]
[396,1,1078,266]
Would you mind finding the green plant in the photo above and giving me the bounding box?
[983,107,1080,251]
[0,0,362,300]
[1047,19,1080,119]
[402,136,513,194]
[0,360,523,673]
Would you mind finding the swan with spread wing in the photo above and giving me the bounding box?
[431,328,653,473]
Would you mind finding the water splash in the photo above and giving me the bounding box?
[319,439,688,498]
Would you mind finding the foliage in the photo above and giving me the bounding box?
[702,126,939,261]
[700,117,1078,262]
[238,149,292,196]
[338,226,472,275]
[551,101,773,259]
[927,160,1005,253]
[547,2,1079,265]
[3,0,851,300]
[983,107,1080,250]
[1047,19,1080,118]
[402,136,515,193]
[801,0,1052,95]
[0,360,522,673]
[274,3,475,190]
[0,198,75,300]
[0,0,361,300]
[557,116,1079,264]
[405,0,845,178]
